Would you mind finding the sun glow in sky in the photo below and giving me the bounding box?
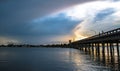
[61,0,120,40]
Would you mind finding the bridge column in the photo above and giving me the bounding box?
[102,43,106,64]
[84,44,87,52]
[116,42,119,57]
[106,43,109,57]
[79,46,81,50]
[97,43,100,56]
[88,43,91,54]
[81,45,84,51]
[81,44,83,51]
[81,44,83,50]
[95,43,98,56]
[110,43,113,58]
[79,44,81,50]
[86,44,88,52]
[113,43,115,57]
[102,43,105,57]
[91,43,94,55]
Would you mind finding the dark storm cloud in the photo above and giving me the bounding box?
[6,13,81,44]
[94,8,115,22]
[30,13,81,36]
[0,13,81,36]
[0,0,94,44]
[0,0,95,22]
[0,0,94,33]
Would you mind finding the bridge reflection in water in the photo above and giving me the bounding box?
[70,28,120,71]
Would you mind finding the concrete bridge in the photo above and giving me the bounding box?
[70,28,120,60]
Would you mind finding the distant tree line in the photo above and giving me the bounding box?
[0,43,69,48]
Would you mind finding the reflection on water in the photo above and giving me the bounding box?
[68,49,109,71]
[0,47,114,71]
[84,45,120,71]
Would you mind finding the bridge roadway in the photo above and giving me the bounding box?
[72,28,120,44]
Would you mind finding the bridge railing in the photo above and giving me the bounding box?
[72,28,120,44]
[88,28,120,39]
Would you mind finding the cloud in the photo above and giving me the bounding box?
[0,0,95,44]
[0,0,95,23]
[70,0,120,40]
[26,13,81,44]
[31,13,81,36]
[1,0,120,44]
[0,12,81,44]
[94,8,115,22]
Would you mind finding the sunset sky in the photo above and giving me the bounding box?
[0,0,120,44]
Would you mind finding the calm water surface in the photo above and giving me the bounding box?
[0,47,110,71]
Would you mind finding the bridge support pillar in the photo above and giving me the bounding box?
[110,43,113,58]
[97,43,100,56]
[113,43,115,57]
[95,43,98,56]
[117,42,119,57]
[85,47,87,52]
[81,46,83,51]
[88,43,91,54]
[106,43,109,57]
[102,43,105,57]
[92,43,94,55]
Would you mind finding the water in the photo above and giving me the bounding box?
[0,47,110,71]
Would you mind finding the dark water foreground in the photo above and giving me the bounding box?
[0,47,115,71]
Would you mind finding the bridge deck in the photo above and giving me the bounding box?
[72,28,120,44]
